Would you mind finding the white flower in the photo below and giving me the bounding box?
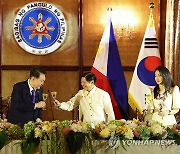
[71,123,82,132]
[126,120,138,130]
[124,128,134,139]
[150,122,163,135]
[119,119,127,125]
[108,124,117,131]
[42,121,52,133]
[34,127,42,138]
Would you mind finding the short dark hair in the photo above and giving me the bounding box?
[81,72,96,83]
[30,66,46,78]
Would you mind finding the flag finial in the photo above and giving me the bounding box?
[107,7,112,11]
[149,2,154,13]
[148,2,155,27]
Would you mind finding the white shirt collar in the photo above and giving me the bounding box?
[88,85,96,95]
[28,79,34,93]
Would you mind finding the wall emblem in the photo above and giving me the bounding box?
[13,2,67,55]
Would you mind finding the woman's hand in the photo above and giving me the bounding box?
[154,108,159,113]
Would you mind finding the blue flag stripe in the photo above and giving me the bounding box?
[107,21,129,118]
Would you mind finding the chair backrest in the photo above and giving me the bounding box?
[0,96,11,119]
[4,96,11,118]
[7,96,11,108]
[0,97,3,119]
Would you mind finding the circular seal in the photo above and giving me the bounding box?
[13,2,67,55]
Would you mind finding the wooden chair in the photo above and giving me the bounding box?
[0,96,11,119]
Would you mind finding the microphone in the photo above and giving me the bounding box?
[48,90,55,121]
[142,94,147,121]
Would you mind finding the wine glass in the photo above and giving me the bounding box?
[51,91,57,100]
[42,93,48,110]
[146,94,152,101]
[51,92,58,109]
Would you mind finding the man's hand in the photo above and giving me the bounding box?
[36,118,42,122]
[53,99,60,109]
[35,101,46,108]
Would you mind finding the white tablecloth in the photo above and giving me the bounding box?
[0,140,180,154]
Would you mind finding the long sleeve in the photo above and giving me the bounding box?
[103,92,115,121]
[11,84,35,112]
[7,81,40,126]
[36,88,43,119]
[59,91,82,111]
[59,101,74,111]
[172,85,180,109]
[79,105,83,121]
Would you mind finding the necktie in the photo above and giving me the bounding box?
[31,89,36,104]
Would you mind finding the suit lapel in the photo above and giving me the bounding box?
[23,80,33,104]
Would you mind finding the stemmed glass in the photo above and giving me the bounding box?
[51,92,58,109]
[51,91,57,100]
[42,93,48,110]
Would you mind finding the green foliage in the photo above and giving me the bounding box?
[136,125,151,140]
[8,125,24,140]
[21,138,40,154]
[60,120,72,127]
[21,121,39,154]
[66,130,85,154]
[23,121,35,138]
[166,127,174,139]
[0,130,7,150]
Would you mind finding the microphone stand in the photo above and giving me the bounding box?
[114,95,130,120]
[48,90,55,121]
[136,108,139,120]
[0,97,3,119]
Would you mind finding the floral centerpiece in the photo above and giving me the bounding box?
[22,120,66,154]
[63,120,93,154]
[0,119,23,150]
[94,119,180,149]
[0,118,180,153]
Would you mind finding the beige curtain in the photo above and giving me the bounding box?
[165,0,180,85]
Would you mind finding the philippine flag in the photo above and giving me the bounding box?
[128,12,162,114]
[91,18,129,119]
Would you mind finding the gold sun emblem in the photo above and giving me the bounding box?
[97,42,106,58]
[25,13,55,43]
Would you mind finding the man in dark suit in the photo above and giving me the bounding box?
[7,66,46,127]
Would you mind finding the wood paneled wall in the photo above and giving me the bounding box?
[0,0,166,120]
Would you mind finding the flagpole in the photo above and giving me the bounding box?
[92,7,129,119]
[128,1,162,117]
[139,2,155,119]
[114,95,130,120]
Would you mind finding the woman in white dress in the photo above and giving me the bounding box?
[144,66,180,126]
